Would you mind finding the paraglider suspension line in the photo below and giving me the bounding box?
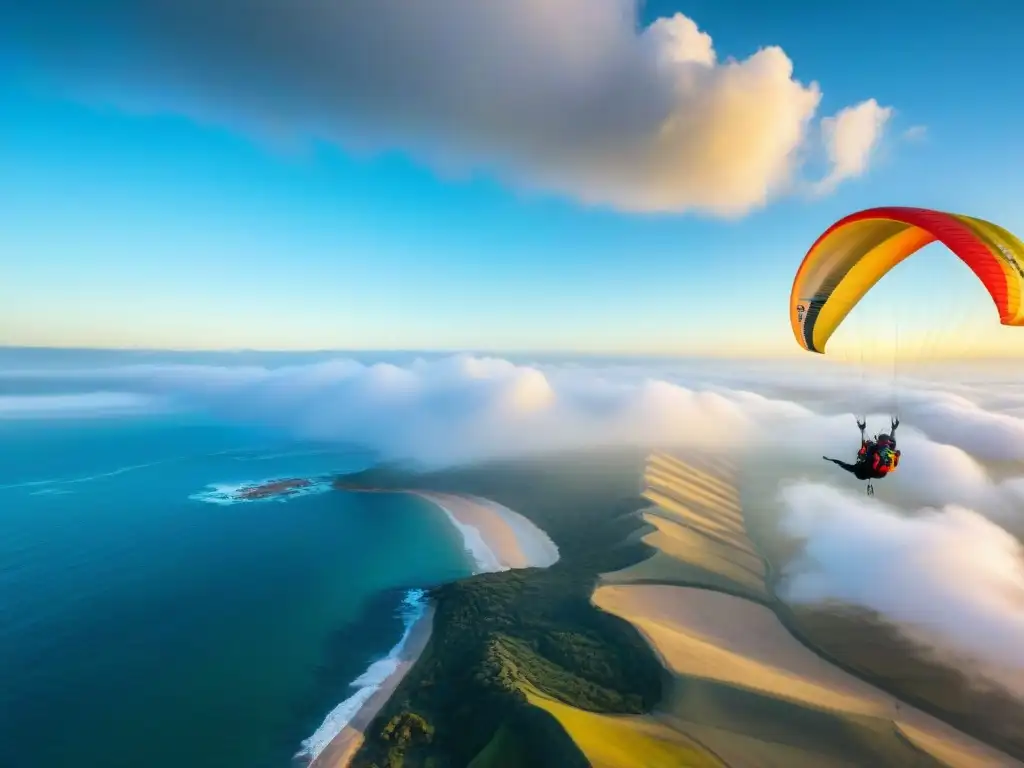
[892,321,901,422]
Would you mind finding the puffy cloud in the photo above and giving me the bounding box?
[814,98,893,194]
[778,482,1024,696]
[4,0,890,214]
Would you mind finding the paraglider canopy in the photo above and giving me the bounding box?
[790,206,1024,355]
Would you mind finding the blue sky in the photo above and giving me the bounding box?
[2,0,1022,356]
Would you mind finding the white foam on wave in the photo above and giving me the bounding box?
[188,478,333,506]
[295,588,428,764]
[29,487,73,497]
[189,482,251,506]
[428,499,509,574]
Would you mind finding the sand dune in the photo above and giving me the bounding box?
[602,510,768,597]
[642,454,760,562]
[641,511,764,576]
[603,452,768,598]
[593,584,1021,768]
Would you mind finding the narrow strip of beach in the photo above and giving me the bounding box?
[304,488,559,768]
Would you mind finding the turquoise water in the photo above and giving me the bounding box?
[0,414,474,768]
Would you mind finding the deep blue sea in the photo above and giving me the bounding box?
[0,402,474,767]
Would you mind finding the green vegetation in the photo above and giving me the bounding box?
[348,450,668,768]
[381,713,433,748]
[466,724,530,768]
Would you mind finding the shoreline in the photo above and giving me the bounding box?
[412,490,560,570]
[305,487,560,768]
[304,602,436,768]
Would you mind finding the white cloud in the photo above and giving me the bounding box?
[778,482,1024,696]
[5,1,892,215]
[903,125,928,142]
[814,98,894,194]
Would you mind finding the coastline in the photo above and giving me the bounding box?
[412,490,560,570]
[304,487,560,768]
[305,603,436,768]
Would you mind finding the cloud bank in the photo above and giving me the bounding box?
[2,352,1021,690]
[4,0,892,214]
[779,483,1024,696]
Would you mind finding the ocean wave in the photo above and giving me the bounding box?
[0,459,178,492]
[28,487,73,497]
[295,589,428,764]
[229,448,337,462]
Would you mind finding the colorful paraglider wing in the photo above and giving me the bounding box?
[790,206,1024,354]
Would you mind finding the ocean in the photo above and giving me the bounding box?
[0,406,476,767]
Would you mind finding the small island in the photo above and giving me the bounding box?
[235,478,313,500]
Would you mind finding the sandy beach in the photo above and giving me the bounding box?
[413,491,560,570]
[307,605,435,768]
[305,488,559,768]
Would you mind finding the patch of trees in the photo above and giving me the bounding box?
[349,451,662,768]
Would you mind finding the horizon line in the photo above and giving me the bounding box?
[0,343,1018,364]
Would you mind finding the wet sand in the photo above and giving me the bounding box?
[309,606,435,768]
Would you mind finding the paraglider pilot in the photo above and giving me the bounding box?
[823,417,901,495]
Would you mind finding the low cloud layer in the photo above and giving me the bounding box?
[5,0,891,214]
[2,352,1022,690]
[779,483,1024,696]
